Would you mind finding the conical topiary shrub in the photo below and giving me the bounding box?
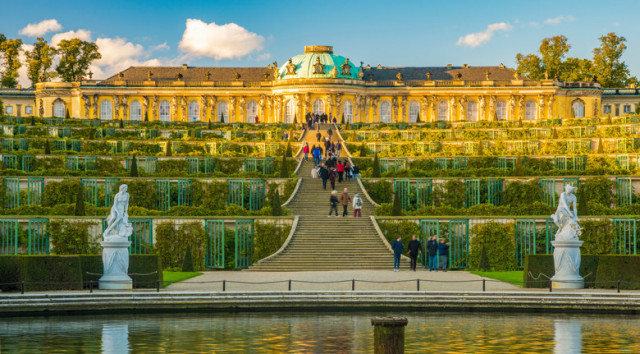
[478,245,491,271]
[182,245,194,272]
[372,153,381,178]
[75,184,85,216]
[391,192,402,216]
[130,154,138,177]
[271,190,283,216]
[280,155,289,177]
[44,139,51,155]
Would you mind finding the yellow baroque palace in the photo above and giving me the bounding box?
[3,45,639,122]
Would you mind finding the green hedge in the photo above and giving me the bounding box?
[523,254,640,289]
[252,222,292,262]
[469,222,517,271]
[0,255,161,292]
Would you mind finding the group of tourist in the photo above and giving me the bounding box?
[305,112,337,129]
[391,235,450,272]
[328,188,363,217]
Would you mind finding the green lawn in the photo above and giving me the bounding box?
[470,271,524,287]
[162,271,202,287]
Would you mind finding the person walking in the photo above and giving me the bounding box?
[392,236,403,272]
[407,235,422,272]
[336,160,345,182]
[311,165,319,178]
[312,146,321,166]
[426,235,439,271]
[352,193,363,217]
[316,131,322,142]
[329,190,339,217]
[438,238,450,271]
[352,163,360,179]
[344,161,352,180]
[327,127,333,139]
[319,164,329,190]
[339,188,351,217]
[336,142,342,157]
[329,168,337,190]
[303,143,310,162]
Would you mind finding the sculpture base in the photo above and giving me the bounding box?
[99,240,132,290]
[551,240,584,289]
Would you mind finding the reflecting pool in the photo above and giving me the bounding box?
[1,312,639,353]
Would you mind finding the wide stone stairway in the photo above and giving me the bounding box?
[250,124,405,271]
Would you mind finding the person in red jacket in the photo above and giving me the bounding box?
[335,160,345,182]
[303,143,309,162]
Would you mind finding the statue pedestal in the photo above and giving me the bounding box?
[99,240,132,290]
[551,240,584,289]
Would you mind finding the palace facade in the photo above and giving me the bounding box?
[2,45,638,122]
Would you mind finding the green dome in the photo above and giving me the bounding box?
[278,46,361,80]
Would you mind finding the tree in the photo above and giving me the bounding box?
[207,116,212,129]
[391,192,402,216]
[130,154,138,177]
[477,141,483,156]
[597,138,604,154]
[285,141,292,157]
[515,53,545,80]
[55,38,101,82]
[75,185,85,216]
[219,112,224,123]
[561,57,594,82]
[0,99,4,119]
[359,142,367,157]
[165,143,172,157]
[65,109,70,119]
[25,37,57,87]
[271,190,283,216]
[119,118,124,128]
[415,112,421,123]
[0,38,23,88]
[514,154,523,176]
[478,245,491,271]
[636,104,640,115]
[279,155,289,177]
[592,32,636,88]
[372,154,381,178]
[44,139,51,155]
[539,35,571,79]
[144,110,149,122]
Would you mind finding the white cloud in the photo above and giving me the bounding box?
[51,29,92,46]
[457,22,512,47]
[19,19,62,36]
[89,37,164,80]
[16,44,34,87]
[151,42,170,51]
[544,15,575,25]
[178,18,265,60]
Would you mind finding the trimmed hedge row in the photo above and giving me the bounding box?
[0,255,161,292]
[523,254,640,290]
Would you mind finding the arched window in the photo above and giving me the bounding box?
[217,101,229,122]
[525,100,537,120]
[496,100,507,120]
[313,99,325,114]
[246,100,258,123]
[129,100,142,121]
[100,99,112,120]
[572,100,585,118]
[467,100,478,121]
[437,100,449,121]
[53,101,65,118]
[379,101,391,123]
[159,100,171,122]
[342,99,353,123]
[188,101,200,122]
[408,100,420,123]
[285,100,295,123]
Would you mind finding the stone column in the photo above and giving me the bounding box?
[421,96,429,123]
[372,96,380,123]
[238,96,246,123]
[142,96,149,121]
[538,95,546,120]
[152,96,158,121]
[547,96,554,119]
[479,96,486,121]
[181,97,187,122]
[83,96,91,119]
[449,97,456,122]
[121,96,128,120]
[400,96,407,123]
[200,96,208,122]
[209,96,217,123]
[92,95,98,119]
[229,96,236,123]
[371,317,408,354]
[171,97,178,122]
[430,96,437,122]
[112,95,120,120]
[458,96,467,121]
[509,95,516,121]
[489,96,496,121]
[391,97,398,123]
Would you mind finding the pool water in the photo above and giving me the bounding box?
[1,312,639,353]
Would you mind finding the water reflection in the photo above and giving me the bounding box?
[0,312,639,353]
[555,319,581,354]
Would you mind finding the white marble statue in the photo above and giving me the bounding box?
[550,184,584,289]
[103,184,133,241]
[100,184,133,290]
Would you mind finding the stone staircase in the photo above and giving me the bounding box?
[250,124,405,271]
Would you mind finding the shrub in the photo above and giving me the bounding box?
[362,180,393,204]
[270,189,283,216]
[74,185,85,216]
[391,192,402,216]
[44,139,51,155]
[44,179,81,207]
[469,222,517,271]
[130,154,138,177]
[596,256,640,290]
[377,220,421,246]
[280,155,289,177]
[182,245,195,272]
[252,222,292,262]
[372,154,381,177]
[49,220,99,255]
[19,255,83,291]
[155,221,207,270]
[434,180,464,208]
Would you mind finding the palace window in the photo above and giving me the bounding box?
[188,101,200,122]
[159,100,171,121]
[342,99,353,123]
[408,100,420,122]
[572,100,585,118]
[379,101,391,123]
[624,105,632,113]
[285,100,295,123]
[437,100,448,121]
[25,106,33,115]
[100,100,112,120]
[313,99,325,114]
[217,101,229,122]
[496,100,507,120]
[53,101,65,118]
[246,100,258,123]
[129,100,142,120]
[603,105,611,114]
[467,100,478,121]
[525,100,537,120]
[5,106,13,114]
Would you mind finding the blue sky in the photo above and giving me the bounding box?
[1,0,638,83]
